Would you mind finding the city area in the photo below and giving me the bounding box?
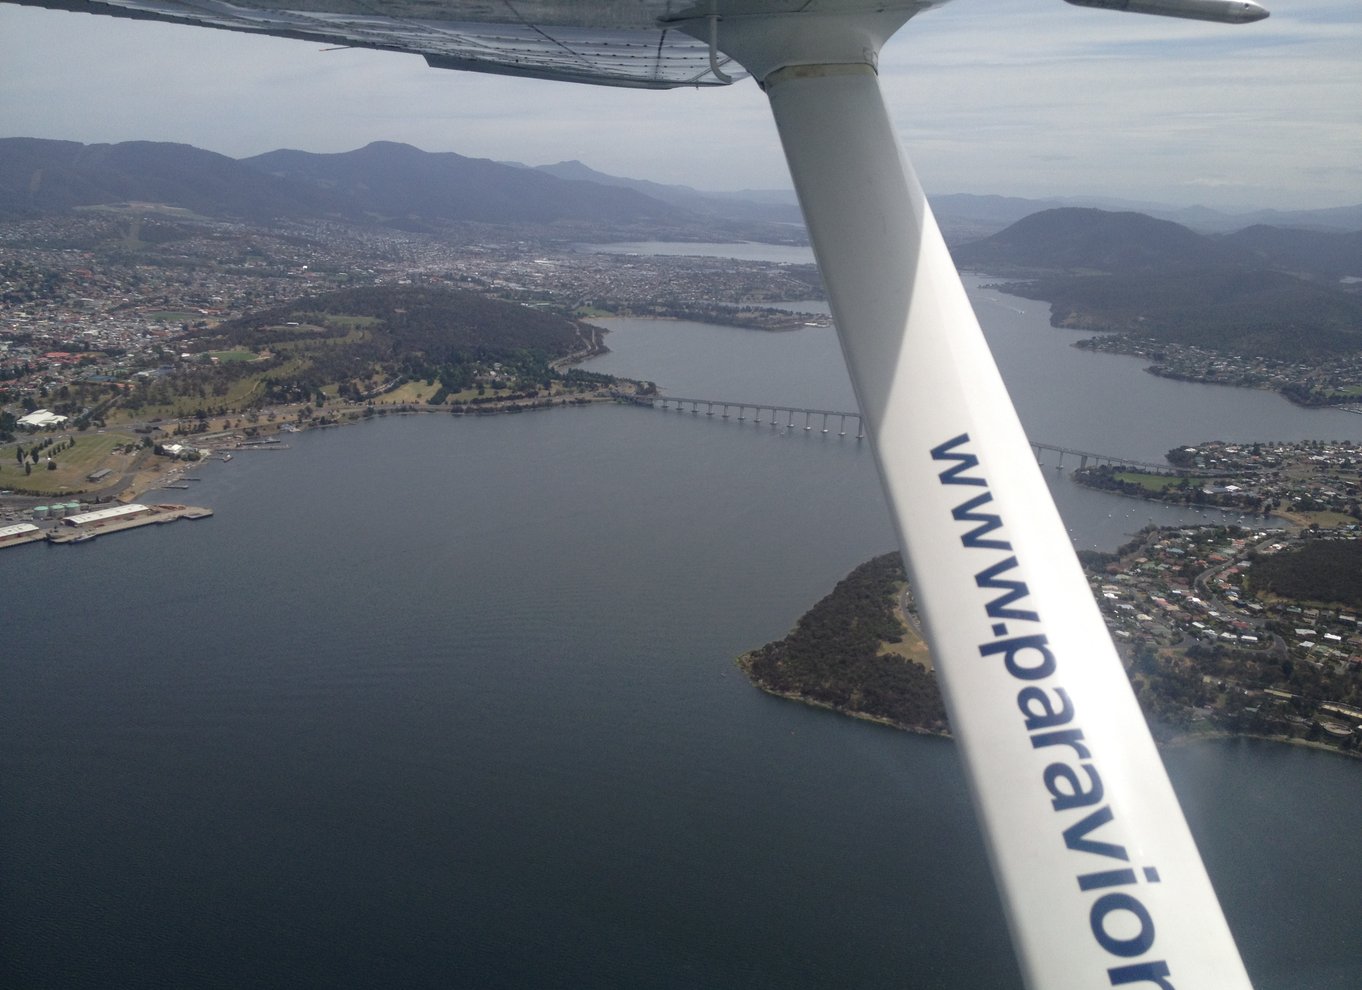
[1,210,826,518]
[4,208,1362,754]
[1086,522,1362,752]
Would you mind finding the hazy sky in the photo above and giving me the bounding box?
[1,0,1358,211]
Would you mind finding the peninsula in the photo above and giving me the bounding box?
[952,208,1362,407]
[738,553,949,737]
[740,526,1362,757]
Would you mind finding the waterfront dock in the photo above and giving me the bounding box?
[45,503,214,544]
[0,522,52,550]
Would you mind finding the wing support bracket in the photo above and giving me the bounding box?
[706,5,734,83]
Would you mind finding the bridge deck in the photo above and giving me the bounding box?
[628,394,1205,474]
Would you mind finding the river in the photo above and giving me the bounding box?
[1,268,1359,989]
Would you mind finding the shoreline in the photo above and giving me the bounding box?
[2,390,632,544]
[733,549,1362,763]
[739,656,1362,761]
[2,388,632,510]
[1,501,213,551]
[1158,729,1362,760]
[736,651,950,739]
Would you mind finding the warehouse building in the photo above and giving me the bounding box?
[0,522,41,545]
[62,503,151,527]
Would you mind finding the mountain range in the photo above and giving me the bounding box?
[0,138,685,229]
[2,137,1358,243]
[3,137,1360,361]
[526,159,804,226]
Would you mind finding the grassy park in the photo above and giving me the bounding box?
[1112,470,1206,493]
[3,430,144,497]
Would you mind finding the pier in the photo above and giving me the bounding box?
[45,504,213,545]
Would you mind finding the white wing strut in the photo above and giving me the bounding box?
[707,21,1256,990]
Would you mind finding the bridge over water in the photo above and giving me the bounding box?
[632,394,866,437]
[628,394,1180,474]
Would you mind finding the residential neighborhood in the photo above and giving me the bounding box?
[1089,523,1362,753]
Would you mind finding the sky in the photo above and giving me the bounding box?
[0,0,1358,212]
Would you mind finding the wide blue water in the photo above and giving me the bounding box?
[2,274,1360,989]
[588,273,1362,550]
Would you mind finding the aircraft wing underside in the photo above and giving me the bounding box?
[3,0,941,88]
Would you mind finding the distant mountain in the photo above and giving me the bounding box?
[931,195,1362,240]
[0,138,695,227]
[0,137,330,221]
[953,206,1361,283]
[953,207,1362,362]
[246,142,682,226]
[1174,203,1362,234]
[952,207,1256,274]
[3,136,1358,251]
[533,159,804,225]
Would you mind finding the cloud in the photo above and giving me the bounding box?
[0,1,1357,209]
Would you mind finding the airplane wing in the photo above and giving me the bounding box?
[2,0,1266,88]
[5,0,780,89]
[0,0,1269,987]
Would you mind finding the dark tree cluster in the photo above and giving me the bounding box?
[214,285,582,360]
[1248,540,1362,609]
[741,553,949,734]
[1008,267,1362,363]
[174,284,594,405]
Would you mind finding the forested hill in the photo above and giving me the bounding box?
[953,207,1248,273]
[213,284,583,361]
[1010,267,1362,361]
[952,207,1362,361]
[737,553,950,736]
[100,284,610,416]
[188,284,592,406]
[1221,225,1362,280]
[953,207,1362,279]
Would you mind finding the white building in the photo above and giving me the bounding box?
[0,522,40,543]
[63,504,150,527]
[18,409,68,428]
